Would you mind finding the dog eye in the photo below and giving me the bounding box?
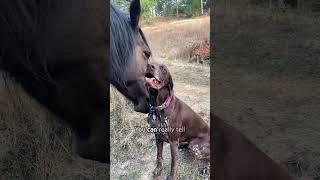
[160,66,167,72]
[143,50,151,59]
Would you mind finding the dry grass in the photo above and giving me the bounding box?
[143,16,210,61]
[0,73,109,179]
[111,16,210,179]
[213,3,320,180]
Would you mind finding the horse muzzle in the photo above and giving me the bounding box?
[133,96,150,113]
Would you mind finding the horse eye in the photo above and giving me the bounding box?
[143,50,151,59]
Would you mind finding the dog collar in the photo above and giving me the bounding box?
[150,90,174,112]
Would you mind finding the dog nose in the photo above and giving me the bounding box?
[148,64,155,70]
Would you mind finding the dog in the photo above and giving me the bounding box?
[145,63,210,179]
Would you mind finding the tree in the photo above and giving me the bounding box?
[201,0,203,14]
[177,0,179,17]
[141,0,156,23]
[113,0,208,18]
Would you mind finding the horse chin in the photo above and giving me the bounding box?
[133,96,150,113]
[76,136,108,163]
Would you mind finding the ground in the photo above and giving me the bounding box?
[110,16,210,179]
[213,3,320,180]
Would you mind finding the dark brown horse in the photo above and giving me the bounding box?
[0,0,150,162]
[111,1,151,113]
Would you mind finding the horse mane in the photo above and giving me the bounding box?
[0,1,59,105]
[110,4,150,90]
[0,0,88,108]
[110,4,135,89]
[1,1,150,96]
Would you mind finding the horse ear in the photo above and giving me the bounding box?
[130,0,141,28]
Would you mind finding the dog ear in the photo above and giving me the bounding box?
[168,75,174,90]
[129,0,141,28]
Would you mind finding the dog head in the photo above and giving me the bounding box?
[145,63,173,106]
[145,63,173,90]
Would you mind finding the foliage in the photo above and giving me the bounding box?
[187,0,202,16]
[155,0,182,16]
[141,0,157,23]
[112,0,209,20]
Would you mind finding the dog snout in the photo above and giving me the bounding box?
[147,64,155,70]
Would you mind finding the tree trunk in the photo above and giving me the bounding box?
[201,0,204,15]
[164,1,167,16]
[176,0,179,17]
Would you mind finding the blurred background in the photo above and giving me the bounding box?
[213,0,320,180]
[112,0,210,21]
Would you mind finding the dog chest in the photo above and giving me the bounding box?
[148,113,170,142]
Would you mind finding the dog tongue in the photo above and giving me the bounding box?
[145,77,161,89]
[145,77,156,84]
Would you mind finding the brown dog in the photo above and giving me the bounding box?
[145,63,210,179]
[213,114,293,180]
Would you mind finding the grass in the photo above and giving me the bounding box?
[143,16,210,61]
[111,16,210,179]
[0,73,109,179]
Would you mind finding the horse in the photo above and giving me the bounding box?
[0,0,151,163]
[111,0,151,113]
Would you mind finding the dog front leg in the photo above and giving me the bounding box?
[153,134,163,177]
[167,141,178,180]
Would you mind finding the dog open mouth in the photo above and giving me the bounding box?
[145,73,162,89]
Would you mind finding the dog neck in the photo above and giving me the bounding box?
[149,87,174,112]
